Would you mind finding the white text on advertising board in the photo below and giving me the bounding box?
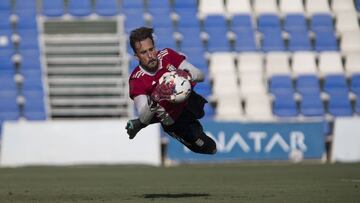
[184,131,308,153]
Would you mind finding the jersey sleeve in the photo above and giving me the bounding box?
[129,77,147,100]
[166,48,186,68]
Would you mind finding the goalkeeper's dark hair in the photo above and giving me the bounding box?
[129,27,155,54]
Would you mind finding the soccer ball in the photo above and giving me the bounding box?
[159,71,192,103]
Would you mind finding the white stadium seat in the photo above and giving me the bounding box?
[253,0,278,15]
[208,52,236,78]
[305,0,331,16]
[292,51,318,76]
[211,73,240,98]
[239,73,268,97]
[265,52,291,77]
[237,52,264,74]
[244,93,273,120]
[215,94,244,120]
[198,0,226,17]
[340,30,360,54]
[226,0,252,15]
[335,11,360,34]
[345,52,360,75]
[318,51,344,77]
[331,0,356,14]
[279,0,305,15]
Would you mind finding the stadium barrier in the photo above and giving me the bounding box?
[331,117,360,163]
[0,120,161,167]
[168,120,326,163]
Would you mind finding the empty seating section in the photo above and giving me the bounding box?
[1,0,360,133]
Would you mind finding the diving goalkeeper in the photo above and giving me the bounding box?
[125,27,216,155]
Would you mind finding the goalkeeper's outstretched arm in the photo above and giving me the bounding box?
[178,60,204,82]
[134,95,156,124]
[125,95,155,139]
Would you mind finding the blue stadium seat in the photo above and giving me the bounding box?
[18,49,41,70]
[203,15,230,52]
[0,49,14,69]
[258,15,284,52]
[178,27,203,50]
[95,0,119,16]
[147,0,171,9]
[148,8,173,29]
[206,27,231,52]
[351,74,360,95]
[0,91,19,121]
[231,14,253,32]
[68,0,92,16]
[0,29,13,50]
[273,92,299,117]
[284,14,307,33]
[15,11,38,30]
[261,30,285,52]
[357,0,360,11]
[0,10,11,29]
[123,9,146,34]
[153,27,176,49]
[14,0,37,13]
[22,91,47,120]
[194,78,212,97]
[234,30,257,52]
[203,15,228,30]
[0,0,11,10]
[180,47,207,68]
[17,29,39,50]
[300,93,325,117]
[121,0,144,9]
[257,14,281,33]
[311,14,334,33]
[288,31,312,51]
[323,74,349,95]
[176,9,199,28]
[0,75,17,92]
[42,0,65,17]
[296,74,321,95]
[21,71,44,92]
[314,31,338,51]
[269,75,294,95]
[173,0,197,9]
[327,91,353,117]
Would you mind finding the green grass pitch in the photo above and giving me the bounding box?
[0,163,359,202]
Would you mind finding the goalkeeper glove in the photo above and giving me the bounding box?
[175,69,192,81]
[125,119,147,139]
[151,81,174,103]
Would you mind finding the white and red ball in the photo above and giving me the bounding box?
[159,71,192,103]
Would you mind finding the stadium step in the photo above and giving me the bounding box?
[42,18,130,118]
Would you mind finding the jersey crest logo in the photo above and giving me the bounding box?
[166,64,176,71]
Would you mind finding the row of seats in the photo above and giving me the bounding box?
[207,51,360,121]
[198,0,360,16]
[208,51,360,79]
[0,0,46,122]
[270,74,360,116]
[125,13,359,54]
[0,0,120,17]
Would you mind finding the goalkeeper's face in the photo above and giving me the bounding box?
[134,38,158,73]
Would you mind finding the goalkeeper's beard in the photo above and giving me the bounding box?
[141,59,158,73]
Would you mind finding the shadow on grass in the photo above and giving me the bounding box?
[143,193,210,199]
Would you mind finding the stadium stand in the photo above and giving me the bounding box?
[41,0,65,17]
[67,0,93,17]
[0,0,359,137]
[95,0,119,17]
